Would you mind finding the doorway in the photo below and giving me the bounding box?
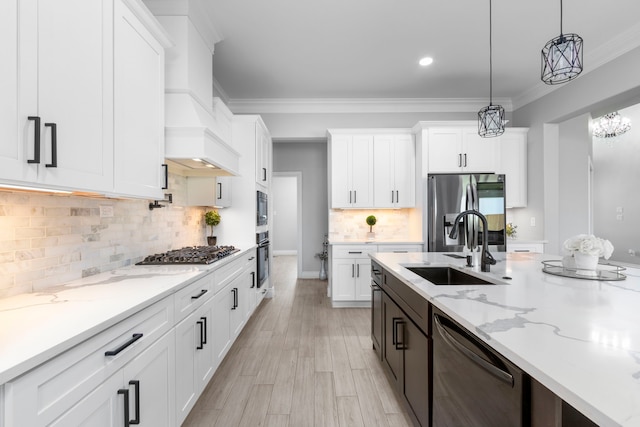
[272,172,302,276]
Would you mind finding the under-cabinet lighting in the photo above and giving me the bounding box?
[0,184,72,194]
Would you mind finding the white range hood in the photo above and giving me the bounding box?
[144,0,240,176]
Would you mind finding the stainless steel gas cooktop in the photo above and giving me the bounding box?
[136,245,239,265]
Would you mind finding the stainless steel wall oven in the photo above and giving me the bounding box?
[257,190,268,226]
[256,231,269,288]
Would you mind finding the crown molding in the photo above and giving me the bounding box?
[512,21,640,111]
[227,97,513,115]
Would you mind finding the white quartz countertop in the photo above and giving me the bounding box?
[0,248,255,385]
[370,252,640,427]
[329,239,424,245]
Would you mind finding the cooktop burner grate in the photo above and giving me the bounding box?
[136,245,239,265]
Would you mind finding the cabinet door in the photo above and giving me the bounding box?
[113,0,165,199]
[331,259,356,301]
[194,298,216,394]
[256,122,270,187]
[48,373,123,427]
[371,282,383,359]
[123,330,175,427]
[462,128,497,173]
[350,135,374,208]
[230,276,246,338]
[0,1,38,183]
[355,259,372,301]
[36,0,113,191]
[216,176,233,207]
[330,135,351,208]
[498,129,527,208]
[392,134,416,207]
[382,293,403,383]
[373,135,394,208]
[427,128,463,173]
[403,319,430,427]
[212,284,233,364]
[174,312,198,425]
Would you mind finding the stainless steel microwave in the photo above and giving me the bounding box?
[257,190,268,226]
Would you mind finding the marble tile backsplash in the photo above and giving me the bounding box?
[329,209,421,241]
[0,174,209,298]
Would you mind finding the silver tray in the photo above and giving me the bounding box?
[541,260,626,281]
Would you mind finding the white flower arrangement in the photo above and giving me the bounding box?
[562,234,614,259]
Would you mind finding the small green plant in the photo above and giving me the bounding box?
[205,210,221,236]
[506,222,517,238]
[366,215,377,232]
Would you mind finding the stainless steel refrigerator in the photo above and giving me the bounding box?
[427,173,506,252]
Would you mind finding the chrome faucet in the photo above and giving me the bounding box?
[448,209,497,272]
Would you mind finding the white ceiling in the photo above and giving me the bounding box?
[206,0,640,111]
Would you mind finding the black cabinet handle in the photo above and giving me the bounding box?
[105,333,143,356]
[351,264,355,278]
[191,289,207,300]
[354,191,357,203]
[201,316,207,344]
[231,288,238,309]
[196,319,204,350]
[217,182,222,199]
[357,264,360,277]
[129,380,140,425]
[27,116,41,164]
[250,271,255,288]
[392,317,401,346]
[391,190,394,203]
[463,153,468,167]
[395,320,406,350]
[248,256,255,261]
[44,123,57,167]
[458,153,462,167]
[117,388,130,427]
[396,190,399,204]
[161,164,168,189]
[349,190,352,204]
[348,251,362,254]
[262,167,267,181]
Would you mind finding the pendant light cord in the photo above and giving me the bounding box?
[489,0,493,106]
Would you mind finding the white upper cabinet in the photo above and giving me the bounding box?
[0,0,168,197]
[373,133,416,208]
[496,128,528,208]
[113,0,167,199]
[186,176,232,207]
[255,120,271,188]
[329,133,374,208]
[427,127,497,173]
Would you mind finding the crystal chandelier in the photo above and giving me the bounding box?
[592,112,631,138]
[478,0,505,138]
[541,0,583,85]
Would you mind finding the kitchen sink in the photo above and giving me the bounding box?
[406,266,495,286]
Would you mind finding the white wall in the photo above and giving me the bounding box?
[273,142,328,277]
[593,103,640,264]
[272,175,298,254]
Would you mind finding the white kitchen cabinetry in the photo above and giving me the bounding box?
[4,296,175,427]
[255,119,272,188]
[330,245,378,306]
[186,176,233,207]
[427,127,497,173]
[329,133,374,208]
[0,0,168,197]
[376,244,424,253]
[507,242,544,253]
[373,134,416,208]
[497,128,528,208]
[113,0,167,199]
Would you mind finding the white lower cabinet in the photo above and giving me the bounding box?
[330,245,377,305]
[4,297,175,427]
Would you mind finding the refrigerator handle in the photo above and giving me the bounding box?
[428,177,437,251]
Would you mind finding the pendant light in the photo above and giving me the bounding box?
[592,112,631,138]
[478,0,505,138]
[541,0,583,85]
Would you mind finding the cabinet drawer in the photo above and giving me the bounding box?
[382,271,430,335]
[212,252,253,294]
[376,244,423,253]
[4,297,173,426]
[332,245,378,259]
[174,273,214,323]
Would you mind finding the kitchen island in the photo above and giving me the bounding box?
[371,251,640,427]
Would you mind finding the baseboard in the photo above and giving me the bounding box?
[331,300,371,308]
[299,271,322,279]
[273,250,297,256]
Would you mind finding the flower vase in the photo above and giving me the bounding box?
[573,252,599,276]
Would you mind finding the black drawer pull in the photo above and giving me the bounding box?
[348,251,362,254]
[191,289,208,299]
[117,388,130,427]
[201,316,207,344]
[217,182,222,199]
[129,380,140,425]
[27,116,41,164]
[196,320,204,350]
[250,271,256,288]
[105,333,143,356]
[44,123,57,167]
[161,164,168,189]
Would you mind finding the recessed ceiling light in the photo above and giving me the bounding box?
[419,57,433,66]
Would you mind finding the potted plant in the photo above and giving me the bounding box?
[562,234,614,274]
[366,215,377,239]
[506,222,517,239]
[204,210,221,246]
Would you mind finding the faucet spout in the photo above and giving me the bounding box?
[448,209,497,272]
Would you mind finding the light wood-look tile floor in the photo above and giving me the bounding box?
[182,255,413,427]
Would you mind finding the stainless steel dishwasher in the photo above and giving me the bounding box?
[432,307,529,426]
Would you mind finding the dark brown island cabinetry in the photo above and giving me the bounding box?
[370,260,607,427]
